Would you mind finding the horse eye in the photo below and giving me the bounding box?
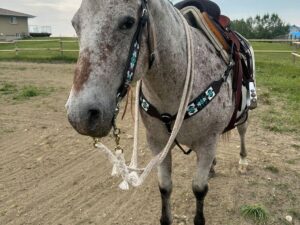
[119,16,136,30]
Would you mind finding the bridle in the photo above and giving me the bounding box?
[110,0,155,151]
[116,0,155,101]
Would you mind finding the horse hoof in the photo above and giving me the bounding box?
[239,158,248,174]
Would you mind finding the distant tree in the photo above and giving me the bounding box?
[230,14,289,39]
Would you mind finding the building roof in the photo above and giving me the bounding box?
[291,31,300,38]
[0,8,35,18]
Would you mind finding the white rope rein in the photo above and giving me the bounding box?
[94,9,194,190]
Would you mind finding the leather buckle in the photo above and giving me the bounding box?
[161,114,172,125]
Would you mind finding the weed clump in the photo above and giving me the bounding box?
[13,86,53,100]
[0,83,17,95]
[241,204,269,224]
[265,165,279,174]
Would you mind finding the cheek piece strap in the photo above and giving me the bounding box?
[116,0,154,102]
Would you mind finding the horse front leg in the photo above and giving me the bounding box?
[158,151,173,225]
[237,121,248,173]
[193,139,217,225]
[147,135,173,225]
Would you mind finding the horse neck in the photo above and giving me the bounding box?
[142,0,188,115]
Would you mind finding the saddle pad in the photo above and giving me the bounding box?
[180,6,229,64]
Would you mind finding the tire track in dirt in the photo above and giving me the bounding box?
[1,145,107,223]
[4,157,109,225]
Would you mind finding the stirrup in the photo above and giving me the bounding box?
[247,82,257,110]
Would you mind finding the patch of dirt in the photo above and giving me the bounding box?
[0,62,299,225]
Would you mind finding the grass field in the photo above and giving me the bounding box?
[253,43,300,136]
[0,37,78,63]
[0,38,299,135]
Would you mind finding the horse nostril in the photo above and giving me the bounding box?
[88,109,101,123]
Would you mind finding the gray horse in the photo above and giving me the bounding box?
[66,0,254,224]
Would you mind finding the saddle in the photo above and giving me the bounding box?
[175,0,221,20]
[175,0,256,132]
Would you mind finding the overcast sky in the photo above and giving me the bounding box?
[1,0,299,36]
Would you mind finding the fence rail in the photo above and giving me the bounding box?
[0,38,79,56]
[292,52,300,63]
[254,50,292,53]
[0,38,299,63]
[249,39,297,43]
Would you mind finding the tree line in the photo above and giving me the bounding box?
[230,14,290,39]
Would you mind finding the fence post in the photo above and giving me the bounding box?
[293,42,296,53]
[14,41,18,56]
[293,54,295,64]
[60,38,64,57]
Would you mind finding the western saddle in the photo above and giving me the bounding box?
[175,0,257,132]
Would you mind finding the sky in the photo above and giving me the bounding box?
[1,0,299,36]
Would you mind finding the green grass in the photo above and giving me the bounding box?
[13,86,53,100]
[291,144,300,150]
[0,37,78,63]
[0,83,18,95]
[251,42,299,52]
[255,58,300,134]
[264,165,279,174]
[251,41,300,135]
[0,82,54,101]
[286,158,298,165]
[241,204,269,224]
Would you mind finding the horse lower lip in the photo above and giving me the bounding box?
[88,127,111,138]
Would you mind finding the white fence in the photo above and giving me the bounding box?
[0,39,299,63]
[0,38,79,56]
[292,42,300,63]
[249,39,296,43]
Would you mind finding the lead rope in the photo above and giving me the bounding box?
[94,8,194,190]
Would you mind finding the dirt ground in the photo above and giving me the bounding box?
[0,62,299,225]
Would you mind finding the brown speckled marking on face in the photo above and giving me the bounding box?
[99,43,114,63]
[73,50,92,92]
[98,22,114,63]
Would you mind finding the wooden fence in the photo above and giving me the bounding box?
[0,38,299,63]
[0,38,79,56]
[291,42,300,63]
[248,39,296,43]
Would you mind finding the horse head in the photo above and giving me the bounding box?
[66,0,150,137]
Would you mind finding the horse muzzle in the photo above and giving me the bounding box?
[67,104,112,138]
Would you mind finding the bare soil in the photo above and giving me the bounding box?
[0,62,299,225]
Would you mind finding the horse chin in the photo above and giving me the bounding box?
[84,125,112,138]
[68,116,112,138]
